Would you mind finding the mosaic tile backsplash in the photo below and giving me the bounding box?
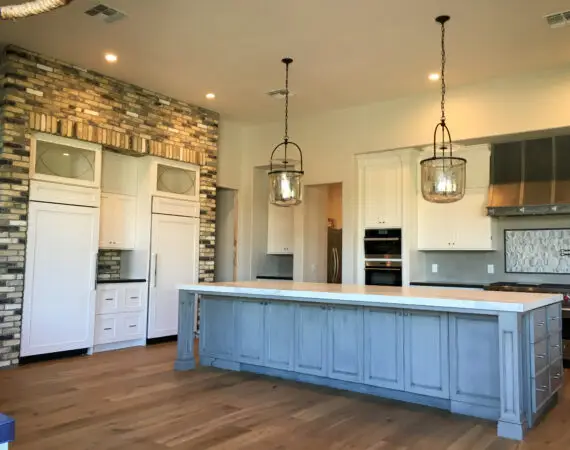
[505,229,570,274]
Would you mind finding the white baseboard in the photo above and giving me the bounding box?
[92,339,146,353]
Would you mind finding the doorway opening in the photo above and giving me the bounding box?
[302,183,342,283]
[215,187,238,282]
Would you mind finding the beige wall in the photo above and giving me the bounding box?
[223,65,570,282]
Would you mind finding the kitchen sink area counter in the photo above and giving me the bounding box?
[175,281,564,441]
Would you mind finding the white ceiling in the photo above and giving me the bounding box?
[0,0,569,122]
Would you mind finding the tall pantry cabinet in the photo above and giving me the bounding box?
[147,160,201,339]
[21,134,102,357]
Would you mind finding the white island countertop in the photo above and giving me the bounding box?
[178,281,562,313]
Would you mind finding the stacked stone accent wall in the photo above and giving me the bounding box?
[0,45,219,368]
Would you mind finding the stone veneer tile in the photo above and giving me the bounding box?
[0,45,219,368]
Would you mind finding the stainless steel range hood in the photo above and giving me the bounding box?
[487,135,570,216]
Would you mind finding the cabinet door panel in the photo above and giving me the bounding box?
[453,190,493,250]
[328,306,363,382]
[99,194,136,250]
[417,196,452,250]
[265,301,295,370]
[295,304,327,376]
[200,298,235,359]
[449,314,500,407]
[236,300,265,364]
[364,308,404,390]
[362,158,402,228]
[404,311,450,399]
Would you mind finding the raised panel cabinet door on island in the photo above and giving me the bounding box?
[236,300,265,364]
[404,311,450,399]
[267,203,294,254]
[362,156,402,228]
[200,298,235,359]
[327,306,364,383]
[363,308,405,390]
[264,301,295,370]
[294,304,328,376]
[99,194,136,249]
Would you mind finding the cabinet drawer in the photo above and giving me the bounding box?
[547,303,562,335]
[96,288,120,314]
[532,338,549,375]
[530,308,547,343]
[120,313,145,340]
[95,316,120,344]
[532,369,550,413]
[550,359,564,394]
[122,286,144,311]
[549,333,563,364]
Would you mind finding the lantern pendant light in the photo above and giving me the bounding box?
[420,15,466,204]
[268,58,304,207]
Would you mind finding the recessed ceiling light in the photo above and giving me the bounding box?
[205,93,216,100]
[105,53,118,63]
[428,73,440,81]
[63,153,70,156]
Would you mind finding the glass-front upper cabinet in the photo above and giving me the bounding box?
[151,159,200,202]
[31,132,102,188]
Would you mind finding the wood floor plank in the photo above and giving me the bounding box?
[0,343,567,450]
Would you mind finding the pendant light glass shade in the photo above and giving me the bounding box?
[420,15,466,204]
[269,58,304,207]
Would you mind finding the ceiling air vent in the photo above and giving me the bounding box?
[544,11,570,28]
[266,89,295,100]
[84,3,126,24]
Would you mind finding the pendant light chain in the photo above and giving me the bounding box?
[440,19,446,125]
[284,60,290,142]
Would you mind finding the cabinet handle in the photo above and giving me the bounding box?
[129,296,138,300]
[105,298,113,301]
[553,374,562,380]
[551,317,560,321]
[129,325,137,328]
[104,327,112,331]
[551,344,561,349]
[320,306,326,310]
[537,322,545,327]
[537,354,546,359]
[537,386,549,392]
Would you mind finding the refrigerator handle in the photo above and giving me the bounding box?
[335,248,340,283]
[333,248,338,284]
[152,253,158,288]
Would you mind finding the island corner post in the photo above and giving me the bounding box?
[174,282,563,441]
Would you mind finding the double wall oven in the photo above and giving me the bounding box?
[364,229,402,287]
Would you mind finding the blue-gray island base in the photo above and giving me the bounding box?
[174,281,564,441]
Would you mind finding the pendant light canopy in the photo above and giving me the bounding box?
[420,15,466,204]
[269,58,304,207]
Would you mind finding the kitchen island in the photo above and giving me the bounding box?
[175,281,563,441]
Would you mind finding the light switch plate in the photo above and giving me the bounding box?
[487,264,495,274]
[431,264,438,273]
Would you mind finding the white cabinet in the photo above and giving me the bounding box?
[31,133,102,188]
[21,201,99,357]
[94,282,146,346]
[267,203,294,254]
[151,159,200,202]
[101,151,138,196]
[99,193,136,249]
[418,189,494,251]
[361,156,402,228]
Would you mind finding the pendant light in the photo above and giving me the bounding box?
[420,15,466,204]
[268,58,304,207]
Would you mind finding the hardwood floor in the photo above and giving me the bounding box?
[0,344,568,449]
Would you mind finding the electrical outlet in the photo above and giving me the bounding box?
[431,264,438,273]
[487,264,495,275]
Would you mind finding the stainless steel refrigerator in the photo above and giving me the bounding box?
[327,228,342,284]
